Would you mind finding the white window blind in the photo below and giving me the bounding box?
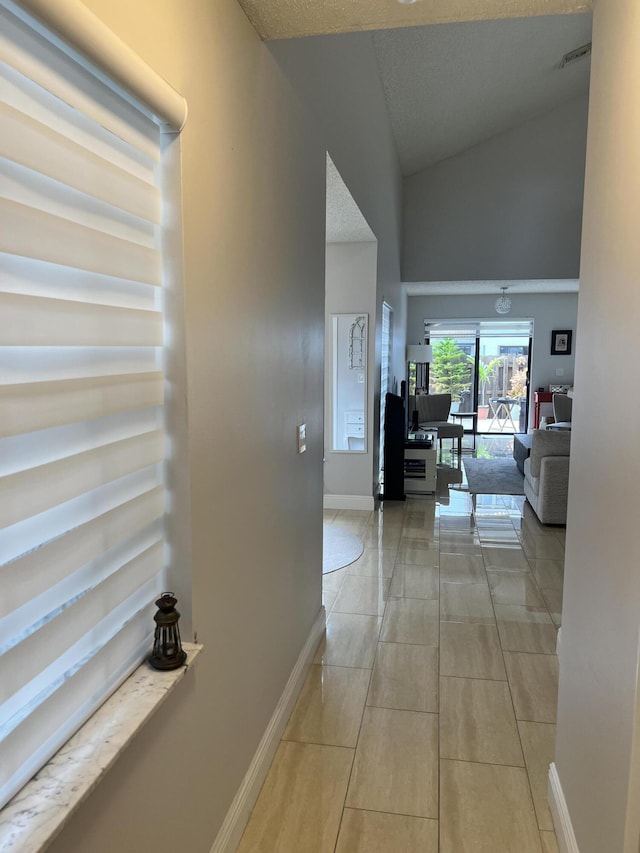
[379,303,392,478]
[0,0,172,809]
[425,320,534,339]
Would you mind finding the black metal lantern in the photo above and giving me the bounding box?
[149,592,187,670]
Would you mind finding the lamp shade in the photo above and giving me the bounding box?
[406,344,433,363]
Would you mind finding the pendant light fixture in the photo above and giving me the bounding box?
[495,287,512,315]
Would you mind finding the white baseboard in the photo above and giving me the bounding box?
[323,494,375,511]
[209,606,326,853]
[548,762,580,853]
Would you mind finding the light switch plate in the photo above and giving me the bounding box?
[556,368,565,376]
[297,424,306,454]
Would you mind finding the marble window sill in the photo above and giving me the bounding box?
[0,643,203,853]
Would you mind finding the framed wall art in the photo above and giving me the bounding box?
[551,329,572,355]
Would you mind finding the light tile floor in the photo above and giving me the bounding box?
[239,439,563,852]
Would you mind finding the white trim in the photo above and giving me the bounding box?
[210,607,327,853]
[323,494,375,511]
[556,626,562,658]
[548,762,580,853]
[16,0,187,129]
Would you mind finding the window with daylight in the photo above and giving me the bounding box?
[0,0,187,809]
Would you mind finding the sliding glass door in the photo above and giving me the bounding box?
[425,320,532,436]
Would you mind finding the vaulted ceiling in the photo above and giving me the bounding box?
[240,0,592,288]
[239,2,592,177]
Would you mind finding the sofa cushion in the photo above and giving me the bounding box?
[425,421,463,439]
[513,434,533,475]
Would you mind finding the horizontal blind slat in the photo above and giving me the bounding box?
[0,292,162,346]
[0,429,164,530]
[0,468,162,567]
[0,198,162,284]
[1,157,155,247]
[1,541,163,713]
[0,485,164,620]
[0,600,157,807]
[0,102,161,222]
[0,372,164,436]
[0,346,158,384]
[0,254,158,310]
[1,61,156,184]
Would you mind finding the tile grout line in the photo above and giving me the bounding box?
[484,512,550,837]
[330,501,408,853]
[328,508,383,851]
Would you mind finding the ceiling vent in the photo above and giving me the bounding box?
[559,42,592,69]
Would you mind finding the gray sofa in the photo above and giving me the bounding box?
[523,429,571,524]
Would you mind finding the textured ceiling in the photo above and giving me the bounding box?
[237,0,591,41]
[326,155,376,243]
[373,14,592,175]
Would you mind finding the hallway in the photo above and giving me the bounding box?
[238,465,563,851]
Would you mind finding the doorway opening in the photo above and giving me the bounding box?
[324,153,378,511]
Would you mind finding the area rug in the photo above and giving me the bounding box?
[463,457,524,495]
[323,523,364,574]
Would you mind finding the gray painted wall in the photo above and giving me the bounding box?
[325,242,378,498]
[555,1,640,851]
[403,96,589,282]
[407,291,578,428]
[271,32,406,497]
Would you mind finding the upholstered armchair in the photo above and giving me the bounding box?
[409,393,464,453]
[549,393,572,430]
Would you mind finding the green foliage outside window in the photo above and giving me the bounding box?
[508,355,528,399]
[430,338,471,401]
[472,355,504,405]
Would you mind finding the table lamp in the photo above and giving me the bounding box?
[406,344,433,431]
